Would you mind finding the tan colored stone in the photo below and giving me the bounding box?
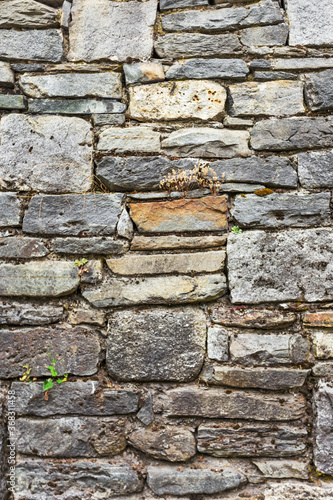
[212,307,297,329]
[304,311,333,327]
[131,234,227,250]
[312,332,333,359]
[69,309,105,326]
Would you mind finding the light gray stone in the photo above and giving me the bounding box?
[254,71,298,81]
[0,261,79,298]
[286,0,333,47]
[0,114,93,193]
[0,301,62,326]
[312,362,333,377]
[314,380,333,474]
[162,0,284,32]
[131,234,227,251]
[0,95,26,110]
[28,98,125,115]
[232,192,331,228]
[298,150,333,188]
[116,209,133,240]
[23,193,123,236]
[263,482,333,499]
[253,459,308,479]
[223,116,253,127]
[124,62,165,85]
[155,33,242,58]
[0,192,20,227]
[61,0,71,27]
[270,58,333,70]
[251,116,333,151]
[229,81,304,116]
[0,62,14,86]
[106,308,206,382]
[82,274,227,307]
[160,0,207,10]
[97,127,161,153]
[0,30,63,62]
[304,69,333,112]
[91,114,125,126]
[227,229,333,303]
[166,59,249,80]
[53,237,129,255]
[240,24,288,46]
[0,325,100,378]
[0,237,49,259]
[19,72,122,98]
[162,128,250,158]
[147,466,246,495]
[312,332,333,359]
[0,0,59,28]
[68,0,158,62]
[207,327,229,361]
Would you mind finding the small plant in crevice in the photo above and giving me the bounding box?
[231,225,242,234]
[74,258,88,276]
[19,364,32,383]
[43,358,68,401]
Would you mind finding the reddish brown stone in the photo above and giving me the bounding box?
[304,311,333,327]
[212,307,297,329]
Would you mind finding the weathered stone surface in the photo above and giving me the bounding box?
[16,417,126,457]
[98,127,160,154]
[207,327,229,361]
[251,116,333,151]
[0,114,92,193]
[0,261,79,298]
[160,0,207,10]
[124,62,164,85]
[227,229,333,303]
[129,196,228,233]
[106,250,225,275]
[69,309,105,326]
[128,81,226,121]
[162,1,284,32]
[270,58,333,70]
[229,332,310,365]
[0,62,14,86]
[304,311,333,327]
[254,71,298,81]
[0,325,100,378]
[240,24,288,46]
[91,113,125,126]
[0,192,20,227]
[253,459,308,479]
[15,460,143,499]
[155,33,242,58]
[106,308,206,381]
[313,380,333,474]
[19,72,122,98]
[53,237,129,255]
[312,362,333,377]
[131,234,227,251]
[162,128,250,158]
[80,260,103,285]
[0,95,26,110]
[129,427,196,462]
[23,194,123,236]
[312,332,333,359]
[212,307,297,329]
[116,209,133,240]
[68,0,157,62]
[229,81,304,116]
[166,59,249,80]
[263,482,333,500]
[160,387,305,420]
[202,366,309,389]
[28,98,125,115]
[224,116,253,127]
[148,466,245,495]
[0,301,63,326]
[0,0,59,28]
[286,0,333,47]
[13,381,139,417]
[197,422,307,457]
[0,237,49,259]
[298,150,333,188]
[0,30,63,62]
[83,274,226,307]
[232,192,330,228]
[304,69,333,111]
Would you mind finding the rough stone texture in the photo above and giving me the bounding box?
[253,459,308,479]
[155,33,242,58]
[0,237,49,259]
[263,482,333,499]
[91,113,125,126]
[128,81,226,122]
[106,308,206,381]
[0,94,26,110]
[240,24,288,46]
[304,311,333,328]
[271,58,333,70]
[0,29,63,62]
[232,192,331,228]
[23,193,123,236]
[254,71,298,81]
[19,72,122,99]
[298,150,333,188]
[162,128,250,158]
[0,326,100,378]
[83,274,226,307]
[131,234,227,251]
[251,116,333,151]
[53,237,129,255]
[28,98,125,115]
[129,427,196,462]
[0,301,63,326]
[98,127,160,154]
[286,0,333,47]
[0,0,59,29]
[166,59,249,80]
[227,229,333,303]
[304,69,333,112]
[69,309,105,326]
[207,327,229,361]
[229,81,304,116]
[312,362,333,377]
[160,387,306,420]
[212,307,297,329]
[197,422,307,457]
[313,380,333,474]
[0,261,79,298]
[16,417,126,457]
[124,62,165,85]
[0,192,20,227]
[116,209,133,240]
[68,0,157,62]
[160,0,207,10]
[106,250,225,275]
[13,381,139,417]
[0,114,93,193]
[0,62,14,86]
[312,332,333,359]
[162,1,284,32]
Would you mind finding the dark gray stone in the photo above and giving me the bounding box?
[0,0,59,29]
[155,33,242,58]
[313,380,333,474]
[53,237,128,255]
[0,30,63,62]
[13,381,140,417]
[0,237,49,259]
[28,99,125,114]
[136,393,154,426]
[232,192,331,228]
[11,63,45,72]
[0,301,63,326]
[304,69,333,111]
[166,58,249,80]
[106,308,206,382]
[23,193,123,236]
[0,94,26,110]
[160,0,207,10]
[298,150,333,188]
[0,192,20,227]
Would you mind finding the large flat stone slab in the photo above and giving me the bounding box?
[166,59,249,80]
[0,192,20,227]
[0,301,63,326]
[0,114,93,193]
[97,127,160,154]
[227,229,333,303]
[68,0,157,62]
[0,0,59,28]
[304,69,333,112]
[0,29,63,62]
[298,150,333,188]
[286,0,333,46]
[313,381,333,474]
[155,33,241,58]
[106,308,206,382]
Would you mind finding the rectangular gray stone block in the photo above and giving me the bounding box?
[298,150,333,188]
[97,127,161,154]
[160,0,208,10]
[155,33,242,58]
[0,237,49,259]
[0,300,63,326]
[313,380,333,474]
[285,0,333,47]
[0,192,20,227]
[0,0,59,29]
[0,30,63,62]
[304,69,333,112]
[207,327,229,361]
[240,23,288,46]
[166,59,249,80]
[28,98,125,114]
[91,113,125,126]
[0,95,26,110]
[53,237,129,255]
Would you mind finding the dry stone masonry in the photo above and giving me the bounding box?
[0,0,333,499]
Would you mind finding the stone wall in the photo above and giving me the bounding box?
[0,0,333,498]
